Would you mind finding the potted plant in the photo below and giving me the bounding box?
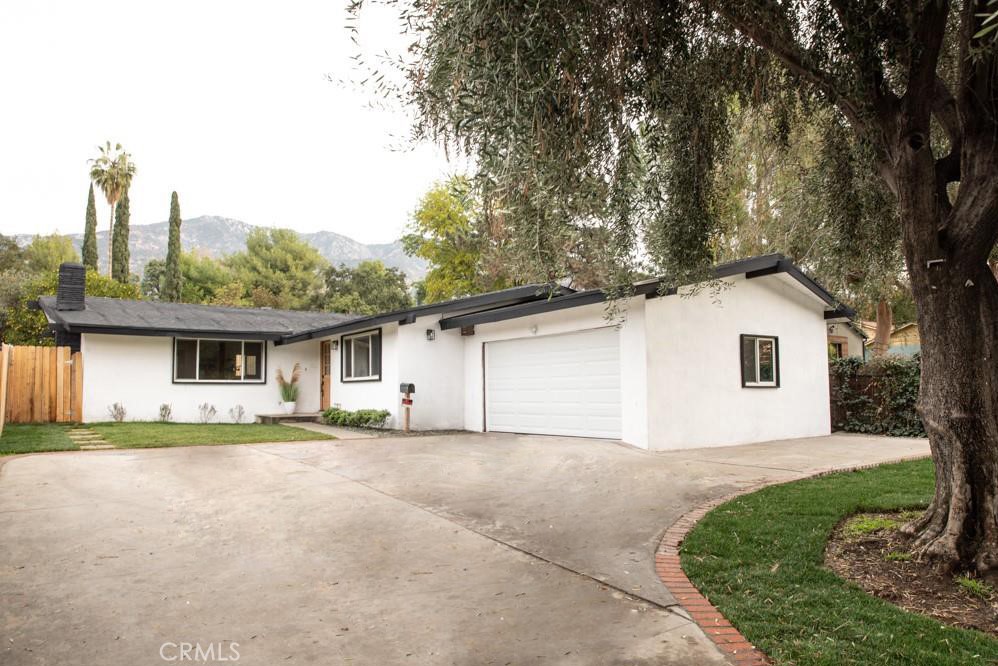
[276,363,301,414]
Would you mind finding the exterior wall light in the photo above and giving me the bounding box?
[426,329,436,341]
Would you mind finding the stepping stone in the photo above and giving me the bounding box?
[67,428,114,450]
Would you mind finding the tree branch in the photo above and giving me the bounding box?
[900,0,951,130]
[711,2,865,124]
[828,0,892,102]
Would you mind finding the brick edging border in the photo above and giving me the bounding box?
[655,483,770,666]
[654,454,930,666]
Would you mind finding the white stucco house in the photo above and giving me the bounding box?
[38,255,854,450]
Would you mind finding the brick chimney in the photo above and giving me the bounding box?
[56,263,86,311]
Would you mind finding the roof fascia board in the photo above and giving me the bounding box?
[279,286,562,344]
[441,256,852,330]
[439,290,608,330]
[61,324,284,341]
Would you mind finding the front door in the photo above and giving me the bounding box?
[319,340,331,410]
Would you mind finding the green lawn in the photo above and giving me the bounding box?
[90,422,333,448]
[681,459,998,665]
[0,424,77,455]
[0,422,332,455]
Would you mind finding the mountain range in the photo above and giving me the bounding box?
[15,216,427,280]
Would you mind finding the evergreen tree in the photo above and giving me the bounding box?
[82,184,99,271]
[111,191,130,283]
[162,192,182,302]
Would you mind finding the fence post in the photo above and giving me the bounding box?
[72,351,83,423]
[0,345,9,436]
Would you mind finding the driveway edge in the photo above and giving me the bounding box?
[654,453,931,666]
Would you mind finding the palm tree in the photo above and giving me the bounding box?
[88,142,136,276]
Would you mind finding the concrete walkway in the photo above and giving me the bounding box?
[0,433,927,665]
[282,420,378,439]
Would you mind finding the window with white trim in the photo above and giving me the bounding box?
[174,339,265,383]
[741,335,779,388]
[342,329,382,382]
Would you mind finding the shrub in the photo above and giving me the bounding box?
[158,404,173,423]
[829,355,924,437]
[107,402,126,422]
[198,403,217,424]
[229,405,245,424]
[321,407,390,429]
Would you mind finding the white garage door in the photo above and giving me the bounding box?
[485,327,622,438]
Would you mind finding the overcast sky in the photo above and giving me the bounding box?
[0,1,459,243]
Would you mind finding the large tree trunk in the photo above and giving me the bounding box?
[904,255,998,574]
[897,155,998,575]
[872,298,893,357]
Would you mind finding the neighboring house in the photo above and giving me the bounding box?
[827,321,867,359]
[860,320,921,357]
[882,322,921,357]
[38,254,852,450]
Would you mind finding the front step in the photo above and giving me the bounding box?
[255,413,322,425]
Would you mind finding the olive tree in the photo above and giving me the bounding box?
[360,0,998,573]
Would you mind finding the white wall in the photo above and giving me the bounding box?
[396,316,466,430]
[644,274,832,450]
[326,316,467,430]
[459,297,650,447]
[328,322,401,427]
[81,334,321,423]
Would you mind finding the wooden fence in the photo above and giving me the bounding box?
[0,345,83,424]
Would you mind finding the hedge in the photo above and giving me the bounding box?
[321,407,391,429]
[828,355,924,437]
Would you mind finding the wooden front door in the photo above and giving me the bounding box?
[319,340,332,410]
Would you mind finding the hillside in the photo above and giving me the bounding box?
[15,216,427,280]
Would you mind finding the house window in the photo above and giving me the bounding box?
[174,339,265,383]
[342,329,381,382]
[741,335,779,388]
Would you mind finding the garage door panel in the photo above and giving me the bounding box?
[485,327,622,439]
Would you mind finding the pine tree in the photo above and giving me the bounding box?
[111,191,131,283]
[162,192,183,302]
[82,184,99,270]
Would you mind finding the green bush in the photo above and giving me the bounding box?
[829,355,924,437]
[321,407,390,429]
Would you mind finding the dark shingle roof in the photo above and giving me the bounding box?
[38,296,358,341]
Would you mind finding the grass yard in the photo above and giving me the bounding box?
[680,459,998,665]
[0,424,77,455]
[90,422,333,448]
[0,422,332,455]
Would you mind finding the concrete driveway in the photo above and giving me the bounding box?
[0,433,927,665]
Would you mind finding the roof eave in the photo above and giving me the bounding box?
[439,256,852,330]
[277,285,565,344]
[58,324,287,341]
